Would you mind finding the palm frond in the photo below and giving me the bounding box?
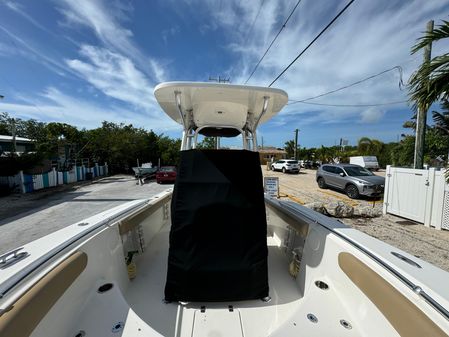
[408,54,449,110]
[411,20,449,54]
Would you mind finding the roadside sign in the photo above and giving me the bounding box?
[264,177,279,198]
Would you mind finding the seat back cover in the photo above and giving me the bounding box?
[165,149,268,302]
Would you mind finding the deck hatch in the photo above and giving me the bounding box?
[192,309,244,337]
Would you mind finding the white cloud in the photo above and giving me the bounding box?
[162,26,179,44]
[66,45,154,110]
[173,0,448,126]
[57,0,167,82]
[0,24,72,77]
[3,0,52,33]
[360,108,386,124]
[1,87,180,131]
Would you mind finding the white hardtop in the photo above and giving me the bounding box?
[154,81,288,131]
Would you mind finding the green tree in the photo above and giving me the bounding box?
[197,137,216,149]
[432,99,449,135]
[284,140,295,158]
[409,20,449,111]
[357,137,384,157]
[157,136,181,166]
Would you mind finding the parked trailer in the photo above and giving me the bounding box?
[350,156,379,170]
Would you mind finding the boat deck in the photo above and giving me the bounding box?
[124,223,360,336]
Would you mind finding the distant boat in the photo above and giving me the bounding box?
[0,82,448,337]
[132,163,157,178]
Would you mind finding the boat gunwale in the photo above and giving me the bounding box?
[265,196,449,321]
[0,193,172,302]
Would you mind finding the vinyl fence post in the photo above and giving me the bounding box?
[383,165,391,215]
[52,167,57,187]
[19,170,26,194]
[424,168,435,228]
[434,170,445,230]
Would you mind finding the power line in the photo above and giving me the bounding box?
[245,0,266,44]
[245,0,303,84]
[288,66,404,105]
[293,100,408,107]
[269,0,356,87]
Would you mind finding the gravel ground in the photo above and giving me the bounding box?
[262,166,449,272]
[345,215,449,272]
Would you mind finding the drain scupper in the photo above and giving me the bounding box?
[307,313,318,323]
[97,283,113,293]
[340,319,352,329]
[315,280,329,290]
[112,322,124,333]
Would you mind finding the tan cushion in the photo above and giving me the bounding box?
[339,252,447,337]
[0,251,88,337]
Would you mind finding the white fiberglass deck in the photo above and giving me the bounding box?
[124,223,360,337]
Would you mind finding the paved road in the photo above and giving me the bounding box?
[0,175,171,254]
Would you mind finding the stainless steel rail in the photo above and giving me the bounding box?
[265,196,449,321]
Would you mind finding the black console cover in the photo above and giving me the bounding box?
[164,149,269,302]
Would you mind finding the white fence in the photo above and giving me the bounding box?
[383,166,448,230]
[0,174,22,192]
[0,163,108,194]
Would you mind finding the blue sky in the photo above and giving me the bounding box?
[0,0,448,148]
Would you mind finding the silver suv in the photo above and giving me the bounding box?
[271,160,300,173]
[316,164,385,199]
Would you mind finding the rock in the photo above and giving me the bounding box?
[326,201,354,218]
[354,206,383,218]
[304,202,327,214]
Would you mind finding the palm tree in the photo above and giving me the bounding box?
[432,99,449,135]
[357,137,372,155]
[409,20,449,111]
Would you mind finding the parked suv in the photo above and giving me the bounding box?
[316,164,385,199]
[271,160,300,173]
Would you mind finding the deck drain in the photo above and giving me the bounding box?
[97,283,113,293]
[315,280,329,290]
[74,331,85,337]
[307,313,318,323]
[77,222,89,226]
[111,322,124,333]
[340,319,352,329]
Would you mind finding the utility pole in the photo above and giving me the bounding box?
[294,129,299,160]
[414,20,434,169]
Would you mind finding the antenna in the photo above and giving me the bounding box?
[208,76,230,83]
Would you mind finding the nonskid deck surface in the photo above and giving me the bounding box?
[124,224,360,336]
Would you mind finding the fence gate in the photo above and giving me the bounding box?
[384,167,430,223]
[384,166,448,230]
